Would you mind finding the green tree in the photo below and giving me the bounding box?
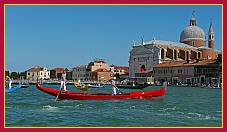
[11,72,19,79]
[5,71,9,77]
[19,72,27,79]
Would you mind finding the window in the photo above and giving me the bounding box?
[203,69,208,74]
[178,69,182,74]
[192,41,195,46]
[198,52,201,59]
[197,68,202,73]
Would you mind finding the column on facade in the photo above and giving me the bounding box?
[174,49,178,60]
[186,50,191,60]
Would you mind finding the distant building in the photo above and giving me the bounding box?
[90,68,114,82]
[129,12,221,78]
[26,66,50,80]
[86,59,110,81]
[110,65,129,75]
[72,65,87,81]
[87,59,109,72]
[66,70,72,80]
[109,65,129,81]
[153,59,221,86]
[50,68,64,80]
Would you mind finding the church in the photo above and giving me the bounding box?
[129,12,221,78]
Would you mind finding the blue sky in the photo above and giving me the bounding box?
[5,5,222,72]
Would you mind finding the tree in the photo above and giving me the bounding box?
[19,72,27,79]
[11,72,19,79]
[5,71,9,77]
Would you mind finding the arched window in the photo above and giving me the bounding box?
[198,52,201,59]
[161,49,165,59]
[192,41,195,47]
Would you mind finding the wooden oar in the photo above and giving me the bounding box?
[54,88,62,102]
[116,86,124,94]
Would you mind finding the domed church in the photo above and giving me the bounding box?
[129,12,221,77]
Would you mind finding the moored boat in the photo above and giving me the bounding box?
[88,83,103,88]
[116,84,149,89]
[36,82,166,100]
[21,84,29,88]
[5,85,22,93]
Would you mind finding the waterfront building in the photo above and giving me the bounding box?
[86,59,110,81]
[50,68,64,80]
[153,58,221,86]
[89,68,114,83]
[153,61,195,85]
[193,55,222,86]
[72,59,129,82]
[129,12,221,78]
[87,59,109,72]
[26,66,50,80]
[109,65,129,81]
[66,70,72,80]
[72,65,88,81]
[109,65,129,75]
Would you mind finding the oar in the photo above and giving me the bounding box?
[54,88,62,102]
[116,86,124,94]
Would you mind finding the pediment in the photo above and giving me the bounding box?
[131,45,158,56]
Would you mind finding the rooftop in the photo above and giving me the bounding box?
[154,59,218,68]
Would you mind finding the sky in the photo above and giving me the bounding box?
[5,5,222,72]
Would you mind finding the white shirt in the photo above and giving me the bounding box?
[111,80,116,86]
[61,73,66,82]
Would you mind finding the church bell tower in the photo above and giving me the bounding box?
[208,21,214,49]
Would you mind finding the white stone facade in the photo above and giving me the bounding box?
[129,44,161,77]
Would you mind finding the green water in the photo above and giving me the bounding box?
[5,85,222,127]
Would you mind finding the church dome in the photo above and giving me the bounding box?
[180,12,206,43]
[180,26,205,42]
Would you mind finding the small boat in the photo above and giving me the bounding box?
[21,84,29,88]
[88,83,103,88]
[36,82,166,100]
[74,81,88,91]
[5,85,22,93]
[208,83,221,89]
[116,84,149,89]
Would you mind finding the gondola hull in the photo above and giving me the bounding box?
[36,82,165,100]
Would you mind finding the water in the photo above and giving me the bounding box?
[5,84,222,127]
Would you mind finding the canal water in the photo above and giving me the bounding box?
[5,84,222,127]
